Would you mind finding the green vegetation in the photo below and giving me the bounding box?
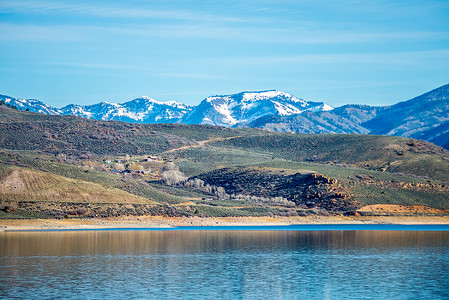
[212,133,449,182]
[167,146,274,176]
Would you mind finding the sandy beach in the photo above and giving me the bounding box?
[1,215,449,231]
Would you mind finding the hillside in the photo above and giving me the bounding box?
[0,105,254,158]
[212,133,449,182]
[1,107,448,219]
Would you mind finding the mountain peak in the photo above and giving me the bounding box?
[183,90,332,126]
[240,90,296,101]
[126,96,190,110]
[208,90,299,101]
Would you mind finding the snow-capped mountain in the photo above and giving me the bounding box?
[0,94,191,123]
[3,85,449,150]
[1,90,333,127]
[0,94,62,115]
[181,90,333,127]
[60,97,192,123]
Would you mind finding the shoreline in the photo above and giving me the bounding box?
[2,215,449,231]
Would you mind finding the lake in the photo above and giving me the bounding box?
[1,225,449,299]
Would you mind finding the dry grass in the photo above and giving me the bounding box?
[0,167,155,204]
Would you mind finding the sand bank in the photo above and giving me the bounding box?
[1,215,449,231]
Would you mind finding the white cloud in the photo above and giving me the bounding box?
[158,73,223,79]
[1,22,446,45]
[0,23,84,41]
[0,0,246,23]
[200,50,449,66]
[40,62,148,71]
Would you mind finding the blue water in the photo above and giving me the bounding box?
[1,226,449,299]
[11,224,449,232]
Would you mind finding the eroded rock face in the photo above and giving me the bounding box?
[194,167,358,211]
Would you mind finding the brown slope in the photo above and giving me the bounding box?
[0,167,154,204]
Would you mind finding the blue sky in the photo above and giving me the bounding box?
[0,0,448,107]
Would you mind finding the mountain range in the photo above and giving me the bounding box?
[2,83,449,149]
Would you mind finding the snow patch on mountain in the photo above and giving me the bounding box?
[61,104,93,118]
[60,98,192,123]
[0,95,62,115]
[182,90,333,127]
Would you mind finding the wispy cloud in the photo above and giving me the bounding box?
[1,0,448,47]
[0,23,84,41]
[201,50,449,66]
[298,80,411,91]
[40,61,149,71]
[158,73,223,79]
[0,0,246,23]
[1,22,446,45]
[318,0,449,15]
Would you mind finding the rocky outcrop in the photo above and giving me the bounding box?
[194,167,358,211]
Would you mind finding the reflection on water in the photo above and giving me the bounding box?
[1,230,449,299]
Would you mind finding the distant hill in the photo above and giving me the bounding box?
[363,83,449,147]
[248,104,385,134]
[1,83,449,150]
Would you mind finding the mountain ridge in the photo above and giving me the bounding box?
[1,90,333,126]
[362,83,449,137]
[2,83,449,149]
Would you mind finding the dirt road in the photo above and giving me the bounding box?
[163,135,242,153]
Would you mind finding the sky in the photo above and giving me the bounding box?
[0,0,448,108]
